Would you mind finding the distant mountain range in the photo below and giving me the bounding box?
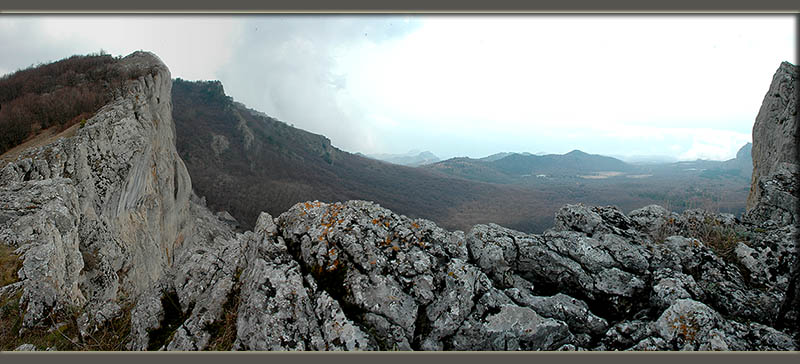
[363,150,440,167]
[424,149,634,183]
[424,145,752,184]
[612,154,679,165]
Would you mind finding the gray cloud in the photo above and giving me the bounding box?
[0,15,794,161]
[215,15,421,153]
[0,16,94,75]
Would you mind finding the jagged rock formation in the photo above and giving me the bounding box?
[1,54,797,351]
[745,61,799,335]
[0,51,195,333]
[746,61,798,226]
[151,199,796,351]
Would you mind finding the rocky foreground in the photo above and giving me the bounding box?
[0,53,797,351]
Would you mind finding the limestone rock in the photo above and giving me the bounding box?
[0,51,194,337]
[747,61,798,226]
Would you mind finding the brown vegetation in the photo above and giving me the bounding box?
[0,289,135,351]
[0,244,23,287]
[204,269,243,351]
[685,216,744,262]
[0,52,148,155]
[1,240,132,351]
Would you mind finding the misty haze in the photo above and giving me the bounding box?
[0,14,798,352]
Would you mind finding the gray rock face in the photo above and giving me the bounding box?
[744,61,799,334]
[269,200,591,351]
[0,51,193,331]
[747,61,798,226]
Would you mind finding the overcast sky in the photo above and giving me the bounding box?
[0,15,795,161]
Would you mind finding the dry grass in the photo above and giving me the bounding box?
[0,123,79,167]
[0,284,134,351]
[80,301,134,351]
[0,291,83,351]
[652,214,745,263]
[684,215,744,262]
[204,269,243,351]
[0,244,24,287]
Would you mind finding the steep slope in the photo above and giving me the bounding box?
[746,61,799,226]
[172,79,561,233]
[744,61,798,331]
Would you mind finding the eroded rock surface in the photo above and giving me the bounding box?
[0,51,193,333]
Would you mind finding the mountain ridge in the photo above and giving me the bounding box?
[0,52,796,351]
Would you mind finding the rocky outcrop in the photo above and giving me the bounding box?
[0,51,194,331]
[744,61,799,334]
[137,199,794,351]
[746,61,798,226]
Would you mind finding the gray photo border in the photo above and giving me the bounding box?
[0,1,798,364]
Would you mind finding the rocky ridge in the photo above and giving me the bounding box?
[0,54,797,351]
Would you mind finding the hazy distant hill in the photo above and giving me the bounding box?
[366,150,440,166]
[423,157,517,184]
[614,154,679,165]
[492,150,633,177]
[719,142,753,177]
[426,149,633,182]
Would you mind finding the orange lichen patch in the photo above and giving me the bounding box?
[328,248,337,256]
[411,222,420,229]
[304,202,312,209]
[447,271,455,277]
[383,222,389,228]
[326,259,340,272]
[369,259,377,265]
[670,314,699,344]
[391,246,400,252]
[318,236,325,241]
[372,219,379,225]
